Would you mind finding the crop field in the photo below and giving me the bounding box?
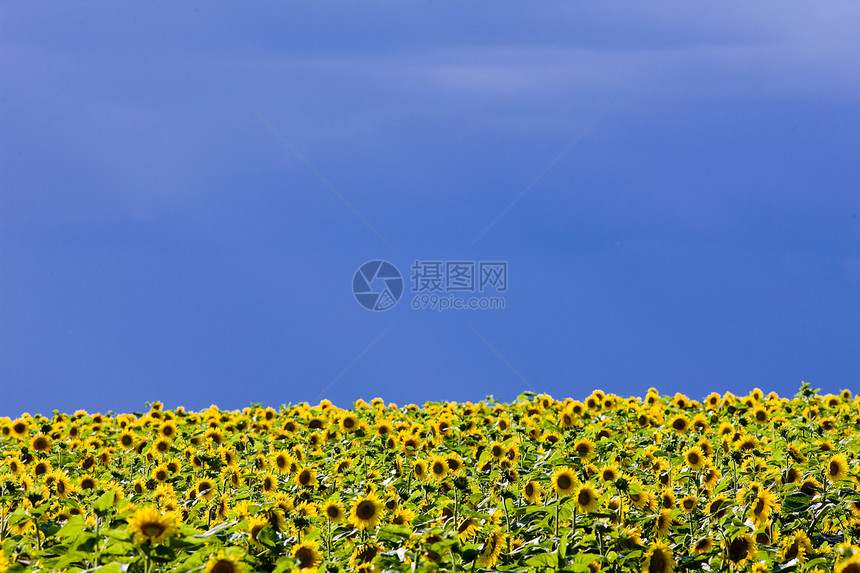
[2,384,860,572]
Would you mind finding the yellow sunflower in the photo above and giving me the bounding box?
[572,439,595,458]
[778,530,812,564]
[836,554,860,573]
[574,483,601,513]
[292,540,321,571]
[522,480,542,504]
[826,453,850,482]
[349,494,383,530]
[725,531,757,569]
[642,539,675,573]
[429,456,449,480]
[477,528,505,569]
[295,467,317,488]
[127,506,178,545]
[683,446,706,471]
[322,498,345,523]
[653,509,674,537]
[552,467,578,496]
[205,551,244,573]
[748,488,779,526]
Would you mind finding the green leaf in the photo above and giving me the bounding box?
[525,551,559,568]
[781,492,811,513]
[377,524,412,542]
[56,515,87,538]
[92,490,116,516]
[558,532,569,560]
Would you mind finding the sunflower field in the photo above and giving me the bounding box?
[2,383,860,572]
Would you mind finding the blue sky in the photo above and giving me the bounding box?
[2,2,859,416]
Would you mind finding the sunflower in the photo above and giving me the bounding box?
[653,509,674,537]
[295,467,317,488]
[836,555,860,573]
[628,487,654,510]
[30,434,51,452]
[693,537,713,555]
[216,494,231,520]
[599,464,621,483]
[799,478,822,497]
[679,495,697,514]
[725,531,757,568]
[642,539,675,573]
[350,494,383,530]
[737,434,758,452]
[748,489,779,526]
[477,529,505,569]
[457,517,481,540]
[778,530,812,564]
[152,464,169,483]
[522,480,542,504]
[340,413,360,433]
[683,446,706,471]
[322,498,345,523]
[707,495,730,520]
[574,483,601,513]
[552,467,578,496]
[51,471,74,499]
[79,474,97,490]
[446,454,464,475]
[616,525,643,551]
[127,506,178,545]
[196,478,216,501]
[205,551,244,573]
[826,453,850,482]
[573,439,595,458]
[429,456,449,480]
[261,472,278,493]
[659,488,676,510]
[750,406,769,424]
[392,507,415,526]
[413,459,428,481]
[6,457,22,475]
[11,419,29,438]
[247,516,269,550]
[668,415,689,433]
[701,463,721,489]
[488,441,505,460]
[350,543,382,569]
[292,540,321,571]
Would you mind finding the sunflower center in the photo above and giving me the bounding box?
[142,523,166,537]
[728,538,749,562]
[295,547,313,567]
[356,501,376,520]
[210,560,235,573]
[649,550,667,573]
[578,490,593,506]
[557,475,572,490]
